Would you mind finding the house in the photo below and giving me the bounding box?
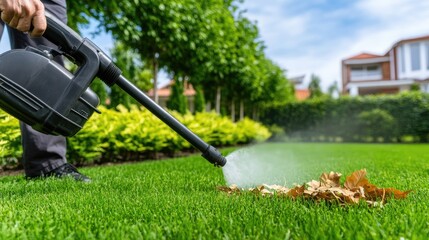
[342,34,429,96]
[289,75,310,100]
[147,80,196,112]
[295,89,311,100]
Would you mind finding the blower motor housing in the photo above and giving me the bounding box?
[0,47,99,136]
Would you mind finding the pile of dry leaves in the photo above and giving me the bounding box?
[218,169,411,206]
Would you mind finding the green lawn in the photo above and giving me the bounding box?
[0,143,428,239]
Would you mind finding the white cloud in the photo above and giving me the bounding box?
[243,1,311,47]
[242,0,429,91]
[355,0,427,20]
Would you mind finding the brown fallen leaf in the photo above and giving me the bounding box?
[217,169,412,207]
[383,188,412,199]
[320,171,342,188]
[367,187,412,201]
[287,185,306,198]
[217,184,241,194]
[250,185,273,196]
[263,184,290,196]
[307,180,321,190]
[344,169,411,203]
[344,169,371,191]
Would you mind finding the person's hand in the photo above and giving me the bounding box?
[0,0,46,37]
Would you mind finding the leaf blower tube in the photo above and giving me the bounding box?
[116,76,226,167]
[42,13,227,167]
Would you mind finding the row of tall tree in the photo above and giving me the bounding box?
[67,0,294,120]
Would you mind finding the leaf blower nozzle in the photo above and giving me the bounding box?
[0,12,228,167]
[202,145,227,167]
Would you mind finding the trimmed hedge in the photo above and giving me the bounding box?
[0,106,271,167]
[261,92,429,142]
[0,111,22,167]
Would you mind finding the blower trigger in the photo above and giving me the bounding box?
[33,45,65,60]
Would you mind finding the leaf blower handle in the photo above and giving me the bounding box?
[43,11,83,55]
[42,12,227,167]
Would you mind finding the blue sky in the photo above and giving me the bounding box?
[1,0,429,90]
[240,0,429,90]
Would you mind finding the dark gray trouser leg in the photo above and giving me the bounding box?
[1,0,68,177]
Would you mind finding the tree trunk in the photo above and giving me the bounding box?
[152,56,159,104]
[216,86,221,114]
[252,105,258,120]
[231,99,235,122]
[239,100,244,120]
[206,102,211,112]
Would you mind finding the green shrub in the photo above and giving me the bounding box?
[0,111,21,167]
[261,92,429,142]
[236,118,272,143]
[357,109,397,142]
[67,106,111,164]
[180,111,236,146]
[0,106,271,167]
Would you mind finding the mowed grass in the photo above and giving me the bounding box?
[0,143,428,239]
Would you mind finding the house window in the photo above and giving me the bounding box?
[410,43,421,71]
[351,66,365,80]
[366,65,380,76]
[350,65,382,81]
[400,46,405,73]
[426,42,429,70]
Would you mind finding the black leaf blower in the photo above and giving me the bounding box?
[0,12,226,167]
